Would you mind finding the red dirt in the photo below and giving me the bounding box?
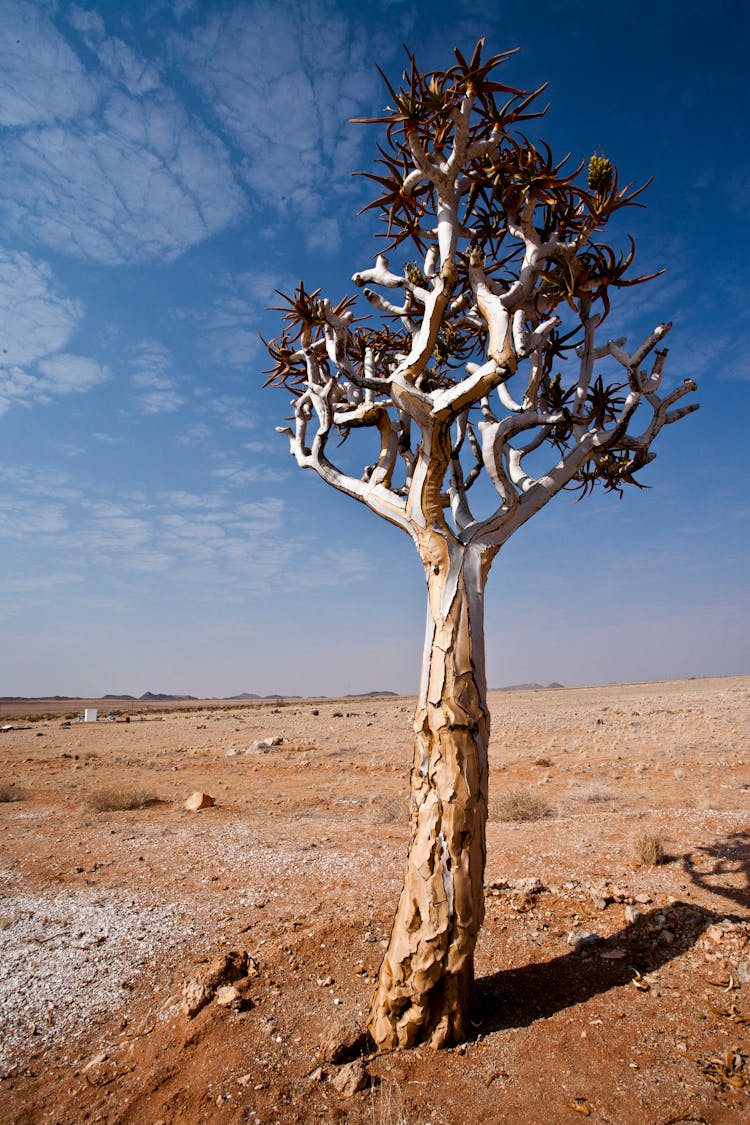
[0,677,748,1123]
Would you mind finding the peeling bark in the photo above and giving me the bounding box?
[267,40,698,1057]
[368,540,493,1049]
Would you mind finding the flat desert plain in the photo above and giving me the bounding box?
[0,676,748,1124]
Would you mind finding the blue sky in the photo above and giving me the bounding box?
[0,0,747,698]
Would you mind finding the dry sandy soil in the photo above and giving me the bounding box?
[0,676,748,1124]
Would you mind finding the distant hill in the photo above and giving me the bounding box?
[494,682,564,691]
[346,690,398,697]
[224,692,301,700]
[139,692,198,701]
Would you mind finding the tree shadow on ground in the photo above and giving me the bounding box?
[474,901,720,1035]
[682,830,750,913]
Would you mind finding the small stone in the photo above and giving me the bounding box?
[318,1015,364,1064]
[737,962,750,983]
[567,931,601,952]
[513,877,545,897]
[215,985,242,1009]
[624,905,642,924]
[660,929,675,944]
[635,893,652,905]
[83,1051,108,1072]
[599,948,626,960]
[226,748,238,757]
[182,979,211,1018]
[183,791,216,811]
[182,950,249,1017]
[247,737,283,754]
[330,1059,370,1097]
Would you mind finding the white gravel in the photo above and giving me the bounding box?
[0,887,194,1074]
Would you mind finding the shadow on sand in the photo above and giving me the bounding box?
[474,893,746,1036]
[683,829,750,913]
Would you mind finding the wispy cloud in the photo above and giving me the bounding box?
[130,341,184,414]
[0,249,81,365]
[36,354,110,395]
[0,249,109,414]
[67,6,162,97]
[172,1,385,247]
[0,0,98,126]
[0,467,371,599]
[0,2,246,265]
[201,270,281,368]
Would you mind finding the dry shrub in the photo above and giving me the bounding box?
[490,788,551,823]
[0,783,24,803]
[88,787,161,812]
[367,794,408,824]
[577,784,614,804]
[633,829,666,866]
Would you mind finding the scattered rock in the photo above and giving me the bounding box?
[215,985,243,1009]
[82,1051,109,1072]
[318,1015,365,1064]
[182,950,249,1017]
[330,1059,370,1096]
[738,962,750,983]
[183,791,216,811]
[624,905,642,924]
[513,876,545,897]
[599,948,626,960]
[225,748,238,757]
[634,893,652,905]
[247,737,284,754]
[567,931,601,952]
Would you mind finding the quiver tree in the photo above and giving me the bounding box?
[264,41,697,1050]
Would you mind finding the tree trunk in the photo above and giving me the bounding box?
[368,539,492,1049]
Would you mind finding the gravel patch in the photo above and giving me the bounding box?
[0,888,194,1074]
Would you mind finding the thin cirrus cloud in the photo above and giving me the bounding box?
[172,1,383,246]
[0,0,98,126]
[130,341,184,414]
[0,1,246,266]
[1,471,370,597]
[67,4,162,97]
[0,249,109,414]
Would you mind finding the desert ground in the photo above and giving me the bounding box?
[0,676,748,1124]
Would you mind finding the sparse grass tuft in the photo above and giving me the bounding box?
[0,783,24,803]
[87,787,162,812]
[577,784,615,804]
[633,829,666,866]
[368,1079,411,1125]
[490,788,551,823]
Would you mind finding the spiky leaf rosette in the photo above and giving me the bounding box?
[265,41,697,536]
